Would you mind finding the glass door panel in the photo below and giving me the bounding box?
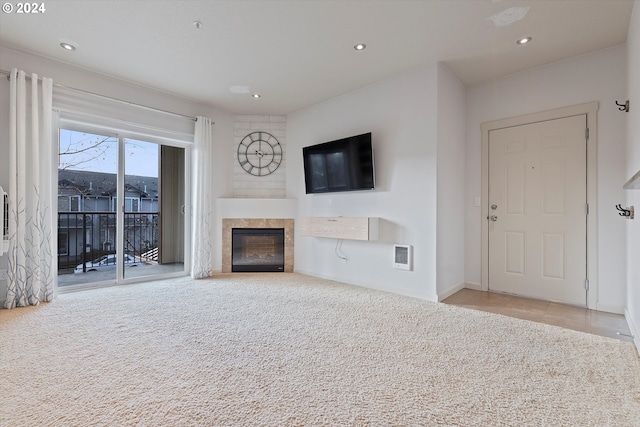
[57,129,118,287]
[122,138,158,280]
[122,139,185,280]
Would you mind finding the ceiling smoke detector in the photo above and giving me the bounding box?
[229,85,251,94]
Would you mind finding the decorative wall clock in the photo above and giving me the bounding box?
[237,131,283,176]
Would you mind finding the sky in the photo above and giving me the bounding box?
[59,129,159,177]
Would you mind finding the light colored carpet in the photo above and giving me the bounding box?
[1,273,639,426]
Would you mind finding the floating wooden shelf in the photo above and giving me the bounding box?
[623,170,640,190]
[299,217,379,241]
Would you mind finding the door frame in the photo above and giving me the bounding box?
[480,102,598,309]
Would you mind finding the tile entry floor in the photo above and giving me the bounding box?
[442,288,634,343]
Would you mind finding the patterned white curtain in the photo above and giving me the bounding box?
[191,116,215,279]
[5,69,55,308]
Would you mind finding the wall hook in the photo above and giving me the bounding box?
[615,100,630,112]
[615,204,634,219]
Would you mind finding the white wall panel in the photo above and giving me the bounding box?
[625,1,640,351]
[287,64,442,300]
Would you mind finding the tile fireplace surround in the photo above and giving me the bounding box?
[222,218,294,273]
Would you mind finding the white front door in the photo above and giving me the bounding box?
[488,115,587,306]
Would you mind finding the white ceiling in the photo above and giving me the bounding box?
[0,0,634,115]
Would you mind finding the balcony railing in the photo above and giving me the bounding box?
[58,211,159,273]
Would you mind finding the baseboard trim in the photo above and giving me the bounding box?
[437,281,466,302]
[595,303,625,315]
[624,308,640,356]
[464,281,482,291]
[293,269,437,302]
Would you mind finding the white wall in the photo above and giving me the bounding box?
[288,63,449,300]
[465,45,628,313]
[625,1,640,351]
[0,46,234,303]
[436,64,467,299]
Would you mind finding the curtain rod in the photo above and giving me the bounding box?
[1,69,213,124]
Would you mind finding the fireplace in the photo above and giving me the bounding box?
[231,228,285,272]
[222,218,294,273]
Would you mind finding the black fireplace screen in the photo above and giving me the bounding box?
[231,228,285,272]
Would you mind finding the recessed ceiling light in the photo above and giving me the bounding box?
[354,43,366,51]
[60,42,76,51]
[516,37,532,45]
[252,93,261,99]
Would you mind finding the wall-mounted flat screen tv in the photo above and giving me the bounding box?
[303,132,375,194]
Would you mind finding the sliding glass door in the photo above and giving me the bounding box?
[57,128,187,288]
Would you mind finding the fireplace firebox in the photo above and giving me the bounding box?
[231,228,285,272]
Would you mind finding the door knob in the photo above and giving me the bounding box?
[490,215,498,222]
[491,204,498,210]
